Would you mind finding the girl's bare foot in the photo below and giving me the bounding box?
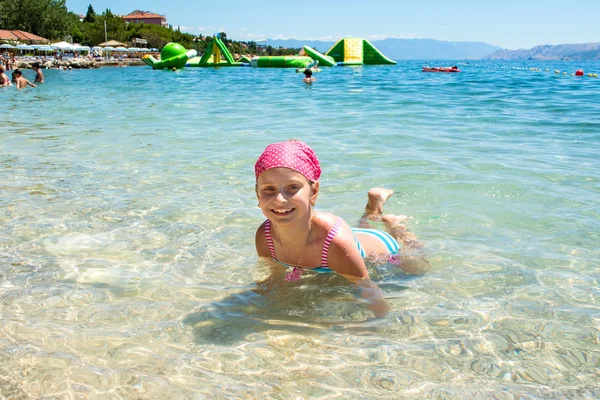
[366,188,394,215]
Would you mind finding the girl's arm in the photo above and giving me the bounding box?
[327,222,391,318]
[27,80,37,88]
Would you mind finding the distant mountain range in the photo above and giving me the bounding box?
[265,38,502,60]
[483,43,600,60]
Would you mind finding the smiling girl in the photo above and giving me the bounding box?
[254,140,430,318]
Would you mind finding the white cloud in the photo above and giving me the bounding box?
[234,32,268,41]
[272,33,297,40]
[367,33,419,40]
[225,32,421,43]
[294,33,419,41]
[315,35,343,41]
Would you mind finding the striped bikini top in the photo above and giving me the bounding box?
[264,217,343,272]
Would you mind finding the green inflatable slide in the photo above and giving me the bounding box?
[301,46,335,67]
[325,37,396,66]
[186,35,243,67]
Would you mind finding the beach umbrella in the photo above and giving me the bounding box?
[115,47,127,52]
[98,40,127,47]
[16,44,34,54]
[104,46,116,51]
[0,43,15,49]
[32,45,51,53]
[51,44,74,52]
[76,46,90,52]
[51,41,75,50]
[127,47,138,52]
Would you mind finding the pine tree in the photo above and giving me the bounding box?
[84,4,96,23]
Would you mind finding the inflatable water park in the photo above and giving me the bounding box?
[143,35,397,70]
[142,36,598,80]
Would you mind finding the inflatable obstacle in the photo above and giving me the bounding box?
[142,43,197,70]
[251,46,332,69]
[186,36,242,67]
[251,56,313,68]
[236,55,252,64]
[301,46,335,67]
[325,37,396,66]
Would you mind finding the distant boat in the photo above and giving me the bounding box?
[422,66,461,73]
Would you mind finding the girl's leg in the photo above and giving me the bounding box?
[382,214,431,275]
[358,188,430,275]
[359,188,400,227]
[382,214,422,249]
[359,188,419,248]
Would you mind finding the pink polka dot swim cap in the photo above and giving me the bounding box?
[255,140,321,182]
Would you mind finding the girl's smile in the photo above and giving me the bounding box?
[271,208,294,215]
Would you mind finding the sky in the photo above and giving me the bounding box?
[67,0,600,50]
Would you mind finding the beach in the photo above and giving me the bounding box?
[7,55,147,70]
[1,61,599,398]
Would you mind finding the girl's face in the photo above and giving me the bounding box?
[256,168,318,223]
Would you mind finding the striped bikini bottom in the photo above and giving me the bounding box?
[352,228,401,260]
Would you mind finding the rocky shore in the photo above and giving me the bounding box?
[13,58,146,70]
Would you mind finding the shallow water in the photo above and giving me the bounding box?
[1,61,599,398]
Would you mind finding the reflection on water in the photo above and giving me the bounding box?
[1,61,599,398]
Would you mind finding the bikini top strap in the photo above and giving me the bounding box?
[321,217,343,267]
[264,220,277,259]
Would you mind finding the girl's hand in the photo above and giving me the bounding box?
[368,296,392,319]
[352,277,391,319]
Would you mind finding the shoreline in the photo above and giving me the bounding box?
[10,57,146,70]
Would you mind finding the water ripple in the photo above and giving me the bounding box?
[1,60,599,398]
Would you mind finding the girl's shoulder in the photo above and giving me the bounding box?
[255,220,269,257]
[256,219,268,232]
[313,211,338,226]
[255,219,271,240]
[314,212,355,244]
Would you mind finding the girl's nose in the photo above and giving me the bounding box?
[274,191,287,203]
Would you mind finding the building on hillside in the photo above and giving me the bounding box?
[0,29,49,44]
[122,10,167,27]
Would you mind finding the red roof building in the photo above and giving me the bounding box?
[0,30,49,44]
[122,10,167,27]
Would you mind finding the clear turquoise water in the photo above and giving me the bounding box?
[1,61,599,398]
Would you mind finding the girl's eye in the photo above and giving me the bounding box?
[288,185,300,191]
[263,187,275,193]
